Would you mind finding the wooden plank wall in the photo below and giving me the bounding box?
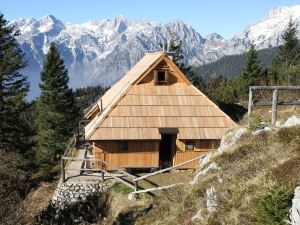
[93,141,159,170]
[174,139,220,169]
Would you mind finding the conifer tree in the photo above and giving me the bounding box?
[0,13,30,152]
[276,19,300,70]
[168,39,204,89]
[36,42,78,171]
[238,44,262,97]
[269,19,300,84]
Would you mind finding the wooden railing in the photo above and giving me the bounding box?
[131,154,207,194]
[61,156,138,190]
[61,134,78,168]
[248,86,300,126]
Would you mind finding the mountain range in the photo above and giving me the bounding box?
[9,5,300,99]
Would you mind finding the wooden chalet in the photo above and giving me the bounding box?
[84,52,236,169]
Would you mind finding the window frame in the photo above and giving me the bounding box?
[185,140,195,151]
[154,70,169,85]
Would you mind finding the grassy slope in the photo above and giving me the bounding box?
[0,150,60,224]
[137,125,300,225]
[238,105,300,127]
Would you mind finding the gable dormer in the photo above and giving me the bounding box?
[138,59,186,86]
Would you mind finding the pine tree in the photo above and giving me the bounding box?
[276,19,300,70]
[238,44,262,97]
[269,19,300,84]
[0,13,30,152]
[36,42,78,171]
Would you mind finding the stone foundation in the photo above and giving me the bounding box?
[52,181,110,209]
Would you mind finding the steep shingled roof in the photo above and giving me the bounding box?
[85,52,236,140]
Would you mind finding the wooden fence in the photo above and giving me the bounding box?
[131,154,207,194]
[61,155,138,190]
[248,86,300,126]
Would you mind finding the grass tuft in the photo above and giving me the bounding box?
[112,183,133,195]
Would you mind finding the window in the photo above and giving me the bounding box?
[185,141,194,150]
[155,70,168,84]
[118,141,128,151]
[157,71,166,82]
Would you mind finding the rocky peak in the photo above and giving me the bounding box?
[205,33,224,42]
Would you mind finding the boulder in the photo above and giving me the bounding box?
[290,186,300,225]
[253,126,273,135]
[284,115,300,127]
[218,128,247,153]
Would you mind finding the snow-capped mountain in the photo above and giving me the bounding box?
[9,5,300,99]
[223,5,300,55]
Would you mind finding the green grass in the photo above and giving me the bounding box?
[112,183,133,195]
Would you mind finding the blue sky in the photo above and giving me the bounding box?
[1,0,299,39]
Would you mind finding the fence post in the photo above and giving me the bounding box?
[101,162,104,182]
[61,158,65,183]
[272,89,278,125]
[134,181,138,192]
[248,87,253,127]
[77,122,80,144]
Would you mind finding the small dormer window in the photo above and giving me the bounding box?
[155,70,169,85]
[157,71,166,82]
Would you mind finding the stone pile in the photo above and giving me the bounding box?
[52,182,110,209]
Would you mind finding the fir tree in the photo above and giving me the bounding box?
[238,44,262,97]
[276,19,300,70]
[36,42,78,171]
[269,19,300,84]
[0,13,30,152]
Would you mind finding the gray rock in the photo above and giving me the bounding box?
[290,186,300,225]
[192,210,204,221]
[218,128,247,153]
[192,163,219,184]
[284,115,300,127]
[206,187,218,212]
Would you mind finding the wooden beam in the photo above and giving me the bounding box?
[61,158,65,183]
[272,89,278,125]
[253,100,300,106]
[134,181,139,192]
[131,183,185,195]
[133,154,207,182]
[248,87,253,127]
[62,156,136,179]
[103,170,135,190]
[101,162,104,182]
[251,86,300,90]
[64,168,104,171]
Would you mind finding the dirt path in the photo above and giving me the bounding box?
[65,147,87,179]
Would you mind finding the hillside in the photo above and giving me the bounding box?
[137,118,300,224]
[1,106,299,224]
[194,46,278,79]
